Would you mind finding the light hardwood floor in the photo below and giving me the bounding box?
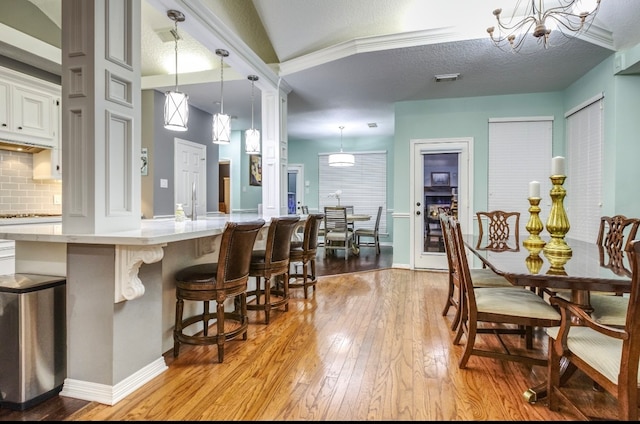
[54,268,617,421]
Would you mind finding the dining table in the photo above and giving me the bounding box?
[462,233,633,403]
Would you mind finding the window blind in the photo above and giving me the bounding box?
[565,96,603,242]
[488,118,553,236]
[318,151,387,234]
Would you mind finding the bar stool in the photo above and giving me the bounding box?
[173,219,265,363]
[288,213,324,299]
[247,216,300,324]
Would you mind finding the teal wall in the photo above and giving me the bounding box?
[218,131,263,212]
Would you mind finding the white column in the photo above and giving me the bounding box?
[261,87,288,218]
[61,0,142,234]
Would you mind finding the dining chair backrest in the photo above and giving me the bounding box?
[324,206,349,232]
[476,210,520,251]
[372,205,382,232]
[301,205,309,214]
[547,239,640,420]
[596,215,640,253]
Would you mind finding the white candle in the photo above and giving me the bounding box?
[551,156,565,175]
[529,181,540,198]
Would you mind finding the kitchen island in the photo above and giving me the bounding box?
[0,214,272,405]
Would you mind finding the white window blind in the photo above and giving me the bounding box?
[565,96,603,242]
[488,118,553,236]
[318,151,387,234]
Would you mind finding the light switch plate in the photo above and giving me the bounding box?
[53,194,62,205]
[160,179,168,188]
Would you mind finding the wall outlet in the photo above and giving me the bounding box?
[54,194,62,205]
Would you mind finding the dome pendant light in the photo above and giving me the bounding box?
[212,49,231,144]
[328,126,354,167]
[245,75,260,154]
[163,10,189,131]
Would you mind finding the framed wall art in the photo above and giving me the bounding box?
[250,154,262,186]
[431,172,450,186]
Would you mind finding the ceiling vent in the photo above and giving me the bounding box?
[367,123,378,128]
[156,28,181,43]
[434,73,460,82]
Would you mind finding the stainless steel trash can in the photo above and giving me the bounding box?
[0,274,66,411]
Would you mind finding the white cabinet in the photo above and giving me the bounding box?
[0,66,60,149]
[33,96,62,180]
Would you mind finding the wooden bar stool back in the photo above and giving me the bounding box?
[289,213,325,298]
[247,216,301,324]
[173,219,265,363]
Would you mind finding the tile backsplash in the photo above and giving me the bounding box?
[0,150,62,215]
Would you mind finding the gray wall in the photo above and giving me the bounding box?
[142,90,220,218]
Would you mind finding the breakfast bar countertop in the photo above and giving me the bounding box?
[0,213,270,245]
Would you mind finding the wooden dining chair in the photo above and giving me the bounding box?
[476,210,520,252]
[247,216,301,324]
[172,219,265,363]
[439,213,514,332]
[323,206,354,260]
[288,213,324,298]
[449,216,561,369]
[556,215,640,327]
[354,206,382,255]
[546,239,640,421]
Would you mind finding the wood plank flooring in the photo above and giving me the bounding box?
[0,245,619,421]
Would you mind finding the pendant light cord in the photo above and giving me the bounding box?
[173,20,179,91]
[339,125,345,152]
[219,54,224,114]
[250,78,255,129]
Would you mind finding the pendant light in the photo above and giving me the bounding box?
[212,49,231,144]
[328,126,354,167]
[245,75,261,154]
[163,10,189,132]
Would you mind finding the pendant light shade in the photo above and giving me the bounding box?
[212,49,231,144]
[245,75,260,154]
[328,126,354,167]
[163,10,189,132]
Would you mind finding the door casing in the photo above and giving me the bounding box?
[410,137,474,270]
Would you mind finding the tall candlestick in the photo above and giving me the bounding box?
[528,181,540,198]
[551,156,565,176]
[543,175,572,257]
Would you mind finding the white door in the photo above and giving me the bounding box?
[174,138,206,218]
[411,138,473,270]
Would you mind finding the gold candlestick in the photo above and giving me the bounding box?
[523,197,545,253]
[542,175,572,257]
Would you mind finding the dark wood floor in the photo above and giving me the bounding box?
[0,244,393,421]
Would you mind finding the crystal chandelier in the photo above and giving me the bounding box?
[328,126,354,167]
[212,49,231,144]
[245,75,260,154]
[163,10,189,131]
[487,0,601,53]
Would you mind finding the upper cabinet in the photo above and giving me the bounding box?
[0,66,60,149]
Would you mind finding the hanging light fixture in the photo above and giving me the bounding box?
[163,10,189,131]
[212,49,231,144]
[245,75,260,155]
[487,0,601,53]
[328,126,354,167]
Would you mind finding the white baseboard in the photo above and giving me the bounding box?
[59,357,167,405]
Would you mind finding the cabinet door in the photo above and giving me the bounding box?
[0,80,9,130]
[12,83,54,143]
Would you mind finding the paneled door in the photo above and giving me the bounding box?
[174,138,206,218]
[411,138,473,270]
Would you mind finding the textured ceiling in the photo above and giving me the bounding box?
[13,0,640,140]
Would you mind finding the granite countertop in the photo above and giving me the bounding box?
[0,213,276,245]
